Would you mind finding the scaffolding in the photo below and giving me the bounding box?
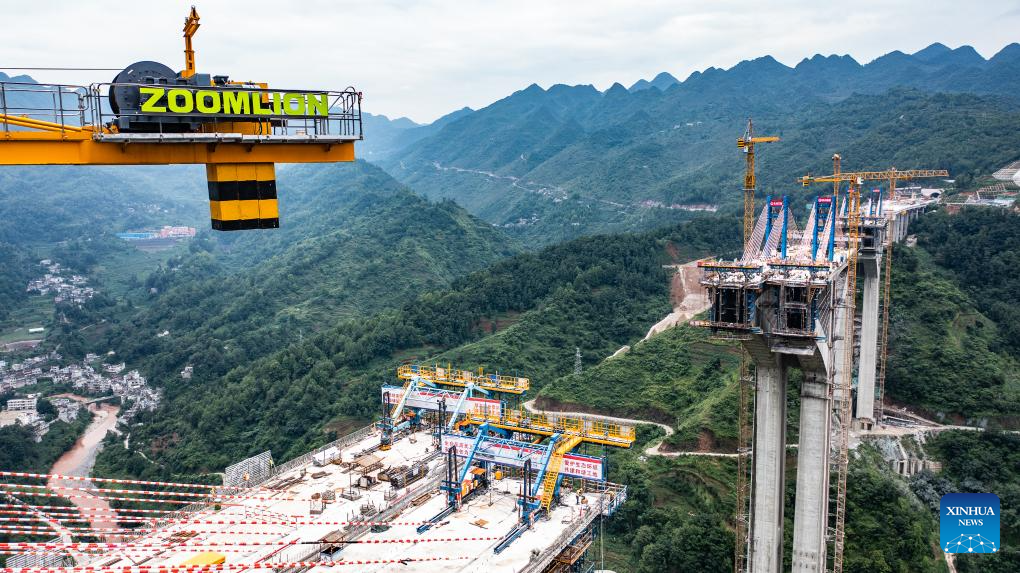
[830,187,860,573]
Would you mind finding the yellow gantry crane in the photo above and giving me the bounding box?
[737,118,780,241]
[181,7,201,79]
[0,6,362,231]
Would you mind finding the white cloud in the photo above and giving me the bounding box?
[1,0,1017,122]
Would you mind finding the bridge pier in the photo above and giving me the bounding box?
[855,254,881,429]
[791,365,831,572]
[747,340,788,573]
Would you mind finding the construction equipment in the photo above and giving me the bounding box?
[799,162,949,194]
[446,382,490,431]
[397,363,530,395]
[538,436,584,512]
[379,376,433,450]
[832,179,861,573]
[0,6,362,231]
[737,118,780,242]
[462,408,634,448]
[733,119,776,573]
[802,157,949,425]
[876,215,895,422]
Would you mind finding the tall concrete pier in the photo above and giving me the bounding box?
[695,191,937,573]
[745,340,789,573]
[854,220,884,429]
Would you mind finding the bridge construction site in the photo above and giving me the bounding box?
[0,364,633,573]
[694,121,949,573]
[0,4,960,570]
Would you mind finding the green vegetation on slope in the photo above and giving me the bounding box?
[539,325,741,450]
[0,242,34,322]
[922,431,1020,572]
[72,162,518,403]
[0,410,92,472]
[885,235,1020,425]
[842,446,947,573]
[912,208,1020,359]
[0,165,207,246]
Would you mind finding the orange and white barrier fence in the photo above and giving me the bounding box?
[0,556,471,573]
[0,472,226,491]
[0,484,290,504]
[0,536,501,551]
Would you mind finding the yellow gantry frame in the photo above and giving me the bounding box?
[182,6,201,79]
[0,130,355,166]
[397,363,530,394]
[464,408,635,448]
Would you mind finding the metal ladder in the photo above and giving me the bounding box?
[539,436,583,511]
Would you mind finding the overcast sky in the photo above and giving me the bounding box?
[3,0,1018,123]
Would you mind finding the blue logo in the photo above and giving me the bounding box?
[940,493,1000,554]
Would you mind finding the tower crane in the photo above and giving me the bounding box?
[732,118,777,573]
[737,118,780,242]
[799,160,949,195]
[0,6,362,231]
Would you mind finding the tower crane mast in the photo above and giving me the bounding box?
[732,119,778,573]
[737,118,780,242]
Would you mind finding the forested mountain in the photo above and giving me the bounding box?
[884,209,1020,426]
[73,162,518,418]
[378,43,1020,244]
[358,108,473,160]
[0,165,207,246]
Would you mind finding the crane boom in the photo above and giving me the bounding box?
[800,168,949,187]
[182,6,201,79]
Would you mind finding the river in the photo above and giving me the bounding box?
[47,399,121,540]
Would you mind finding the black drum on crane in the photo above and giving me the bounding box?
[108,60,212,133]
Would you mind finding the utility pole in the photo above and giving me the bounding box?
[574,348,582,375]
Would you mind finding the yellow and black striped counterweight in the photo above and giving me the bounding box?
[206,163,279,230]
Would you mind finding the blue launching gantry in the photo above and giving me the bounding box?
[379,375,435,450]
[417,422,491,534]
[446,382,490,432]
[385,362,626,559]
[762,195,790,259]
[493,434,559,554]
[811,194,837,262]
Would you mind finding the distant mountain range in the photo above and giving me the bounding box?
[364,42,1020,244]
[358,107,472,159]
[625,42,1020,94]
